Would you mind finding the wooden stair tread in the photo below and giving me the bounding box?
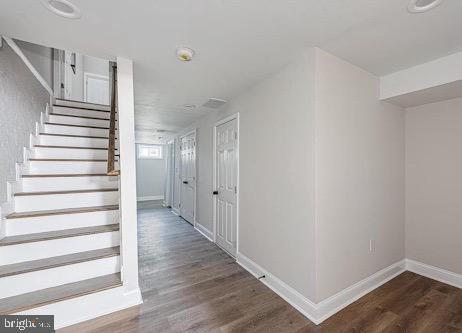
[53,103,111,113]
[55,98,110,108]
[0,247,120,278]
[49,112,112,121]
[0,224,119,246]
[22,174,112,178]
[0,273,121,314]
[44,122,110,130]
[39,133,109,139]
[6,205,118,219]
[29,158,112,162]
[34,145,117,151]
[14,188,117,196]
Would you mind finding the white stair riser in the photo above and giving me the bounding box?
[15,191,118,212]
[5,210,119,236]
[0,256,120,299]
[54,100,110,111]
[22,176,118,192]
[39,135,113,148]
[43,124,114,137]
[34,147,111,159]
[49,114,110,128]
[0,231,120,265]
[29,161,118,175]
[52,106,111,119]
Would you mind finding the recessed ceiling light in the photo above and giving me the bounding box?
[42,0,81,19]
[176,47,195,62]
[408,0,443,13]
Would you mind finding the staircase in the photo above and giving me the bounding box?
[0,98,122,318]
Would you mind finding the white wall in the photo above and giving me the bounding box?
[136,144,166,200]
[176,48,406,304]
[177,50,318,300]
[14,39,53,89]
[83,56,109,77]
[314,49,405,301]
[405,97,462,276]
[0,38,49,203]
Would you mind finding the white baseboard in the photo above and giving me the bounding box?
[137,195,164,201]
[236,252,319,323]
[236,252,406,325]
[315,260,405,323]
[171,207,180,215]
[16,286,142,329]
[194,223,214,242]
[406,259,462,289]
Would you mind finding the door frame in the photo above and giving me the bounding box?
[179,129,197,226]
[213,113,240,257]
[83,72,110,104]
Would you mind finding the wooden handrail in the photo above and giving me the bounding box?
[107,64,119,176]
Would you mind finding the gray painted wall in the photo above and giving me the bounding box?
[135,144,167,199]
[0,39,50,203]
[406,97,462,275]
[176,50,317,300]
[314,49,405,302]
[175,47,405,303]
[14,39,53,89]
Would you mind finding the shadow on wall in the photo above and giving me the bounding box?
[0,38,50,203]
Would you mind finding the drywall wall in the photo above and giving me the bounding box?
[0,38,49,203]
[314,49,405,302]
[405,97,462,276]
[83,56,109,77]
[14,39,53,89]
[135,144,166,200]
[177,49,317,300]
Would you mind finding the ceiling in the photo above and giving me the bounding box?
[1,0,461,143]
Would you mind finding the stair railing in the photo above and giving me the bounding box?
[107,64,119,176]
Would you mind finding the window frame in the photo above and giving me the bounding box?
[137,144,163,160]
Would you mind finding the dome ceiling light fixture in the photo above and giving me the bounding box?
[176,47,195,62]
[41,0,82,19]
[407,0,444,13]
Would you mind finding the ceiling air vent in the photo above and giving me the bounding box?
[202,98,228,109]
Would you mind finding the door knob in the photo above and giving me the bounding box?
[213,191,218,195]
[183,181,189,184]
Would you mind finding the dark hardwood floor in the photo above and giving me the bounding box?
[60,201,462,332]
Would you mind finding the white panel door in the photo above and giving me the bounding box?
[215,118,237,257]
[180,132,196,224]
[85,74,109,105]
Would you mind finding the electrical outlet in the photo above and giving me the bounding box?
[369,239,375,253]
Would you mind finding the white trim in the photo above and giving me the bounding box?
[179,129,197,226]
[84,72,109,104]
[315,260,406,323]
[171,207,180,216]
[237,252,319,323]
[236,252,406,325]
[406,259,462,289]
[2,36,54,96]
[194,223,214,242]
[137,195,164,201]
[213,113,240,256]
[16,286,142,329]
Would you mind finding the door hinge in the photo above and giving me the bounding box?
[235,132,238,140]
[234,186,237,194]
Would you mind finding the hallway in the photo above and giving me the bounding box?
[60,201,317,332]
[60,202,462,333]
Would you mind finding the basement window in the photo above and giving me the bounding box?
[138,145,163,159]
